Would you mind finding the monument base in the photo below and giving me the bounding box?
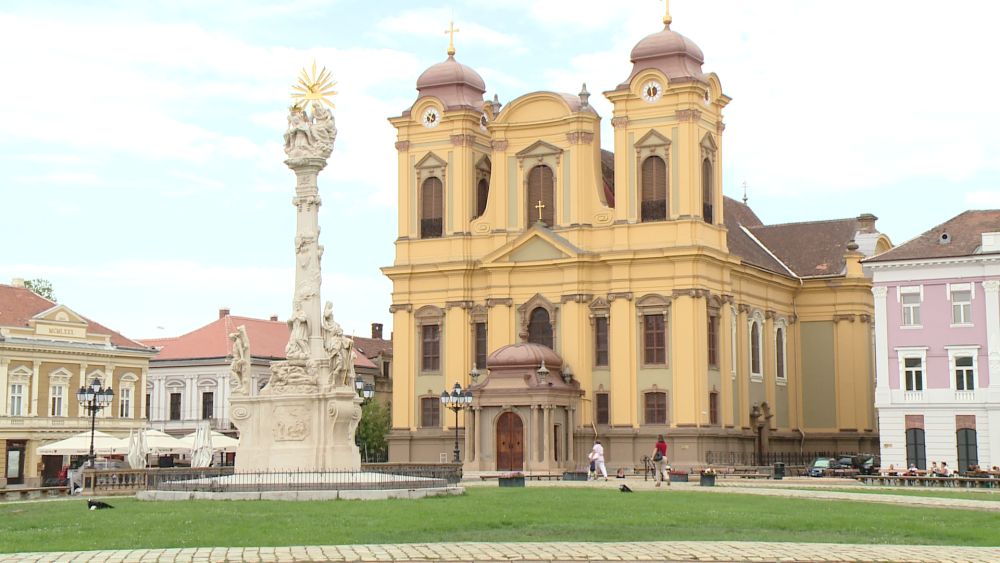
[230,388,362,472]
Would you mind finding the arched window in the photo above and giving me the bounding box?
[775,325,787,382]
[702,158,713,224]
[528,307,553,349]
[641,156,667,222]
[526,165,555,227]
[750,319,762,378]
[420,177,443,239]
[476,178,489,218]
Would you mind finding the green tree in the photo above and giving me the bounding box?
[24,278,56,301]
[357,399,391,461]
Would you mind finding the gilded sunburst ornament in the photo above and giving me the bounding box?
[290,61,339,109]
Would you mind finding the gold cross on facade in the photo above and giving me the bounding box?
[445,21,460,56]
[660,0,672,26]
[535,200,546,222]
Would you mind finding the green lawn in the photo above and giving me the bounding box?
[2,488,999,553]
[777,487,1000,502]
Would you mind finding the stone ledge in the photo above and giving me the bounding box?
[137,486,464,502]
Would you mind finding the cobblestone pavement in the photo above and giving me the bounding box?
[2,541,999,563]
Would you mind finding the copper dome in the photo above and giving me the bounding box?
[486,342,562,372]
[414,55,486,111]
[619,25,707,89]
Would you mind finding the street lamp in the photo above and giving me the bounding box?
[76,378,113,465]
[440,382,473,463]
[355,378,375,405]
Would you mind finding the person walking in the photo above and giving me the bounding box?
[590,440,607,481]
[653,435,669,487]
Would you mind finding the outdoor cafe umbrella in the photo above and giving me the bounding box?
[113,429,189,456]
[126,428,148,469]
[190,421,214,468]
[36,430,122,456]
[179,430,240,453]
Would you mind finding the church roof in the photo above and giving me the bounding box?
[619,24,708,89]
[722,198,792,276]
[140,313,377,369]
[864,209,1000,263]
[748,217,863,278]
[413,55,486,112]
[0,283,150,350]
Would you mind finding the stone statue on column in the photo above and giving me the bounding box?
[229,326,252,396]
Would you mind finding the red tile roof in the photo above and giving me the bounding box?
[0,284,150,350]
[749,217,860,278]
[350,335,393,361]
[865,210,1000,263]
[141,314,377,369]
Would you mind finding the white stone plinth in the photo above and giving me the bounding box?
[229,388,361,472]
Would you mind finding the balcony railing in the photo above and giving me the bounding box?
[0,416,145,429]
[902,391,924,402]
[955,390,976,402]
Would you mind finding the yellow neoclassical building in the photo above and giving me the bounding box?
[382,12,891,470]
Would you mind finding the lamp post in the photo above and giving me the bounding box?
[354,377,375,405]
[75,378,113,465]
[440,382,473,463]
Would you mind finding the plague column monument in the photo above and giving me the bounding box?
[229,64,362,471]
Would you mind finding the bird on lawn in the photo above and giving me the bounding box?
[87,500,114,510]
[619,484,633,492]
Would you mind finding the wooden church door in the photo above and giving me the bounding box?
[496,411,524,471]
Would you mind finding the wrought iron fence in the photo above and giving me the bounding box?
[158,467,454,492]
[705,451,861,467]
[81,467,235,494]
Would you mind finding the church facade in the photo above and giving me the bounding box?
[383,13,891,470]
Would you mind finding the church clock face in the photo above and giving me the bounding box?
[422,107,441,128]
[642,80,663,103]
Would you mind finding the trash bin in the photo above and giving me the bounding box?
[773,461,785,480]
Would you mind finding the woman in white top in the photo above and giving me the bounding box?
[590,440,607,481]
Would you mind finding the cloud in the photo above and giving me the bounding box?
[15,172,130,186]
[376,9,524,51]
[966,190,1000,207]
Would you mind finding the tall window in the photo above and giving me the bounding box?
[9,384,23,416]
[145,393,151,420]
[594,317,609,367]
[640,156,667,222]
[169,393,182,421]
[50,386,65,417]
[955,357,975,391]
[382,361,390,378]
[596,393,609,424]
[902,293,921,326]
[707,310,720,369]
[643,314,667,365]
[420,177,443,239]
[119,388,131,418]
[645,391,667,424]
[528,308,554,349]
[750,320,762,377]
[702,158,713,223]
[526,165,555,226]
[731,306,738,378]
[952,291,972,324]
[775,327,786,381]
[709,392,719,425]
[474,322,488,370]
[421,325,441,372]
[476,178,489,218]
[905,428,926,470]
[420,397,440,427]
[957,428,978,474]
[202,392,214,419]
[904,358,923,391]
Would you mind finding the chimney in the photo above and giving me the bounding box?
[857,213,878,234]
[372,323,384,339]
[844,240,864,278]
[270,314,279,322]
[219,307,230,319]
[11,277,25,288]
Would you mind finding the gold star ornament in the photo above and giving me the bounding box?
[290,61,339,109]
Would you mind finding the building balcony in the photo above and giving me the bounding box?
[0,416,145,431]
[955,391,976,402]
[902,391,924,403]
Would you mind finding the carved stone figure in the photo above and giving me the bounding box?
[282,102,337,159]
[285,303,311,361]
[293,231,322,304]
[322,301,355,389]
[283,106,314,155]
[229,326,252,395]
[310,101,337,155]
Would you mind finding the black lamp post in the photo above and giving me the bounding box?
[76,378,113,464]
[354,378,375,405]
[440,382,473,463]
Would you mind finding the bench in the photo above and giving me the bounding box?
[857,475,999,488]
[2,486,71,501]
[478,471,564,481]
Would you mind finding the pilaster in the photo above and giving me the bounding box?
[984,280,1000,469]
[29,360,40,417]
[543,404,552,463]
[671,294,700,424]
[0,359,9,416]
[608,294,634,426]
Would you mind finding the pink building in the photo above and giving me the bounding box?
[865,211,1000,472]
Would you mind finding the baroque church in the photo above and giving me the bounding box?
[382,9,892,471]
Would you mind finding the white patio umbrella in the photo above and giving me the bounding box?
[126,428,148,469]
[190,421,214,468]
[36,430,122,456]
[179,431,240,453]
[114,429,189,456]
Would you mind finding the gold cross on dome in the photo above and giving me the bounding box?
[660,0,672,26]
[535,200,546,221]
[444,21,460,56]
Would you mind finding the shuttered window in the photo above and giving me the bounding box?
[528,307,554,349]
[526,165,555,226]
[702,158,713,224]
[421,177,443,238]
[643,314,666,365]
[475,322,488,370]
[596,393,609,424]
[476,178,489,218]
[421,325,441,372]
[594,316,609,367]
[645,391,667,424]
[641,156,667,222]
[421,397,440,427]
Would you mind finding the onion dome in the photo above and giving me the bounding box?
[618,22,707,89]
[414,55,486,112]
[486,341,563,372]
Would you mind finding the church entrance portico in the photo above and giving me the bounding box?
[496,411,524,471]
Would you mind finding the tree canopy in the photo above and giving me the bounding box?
[24,278,56,302]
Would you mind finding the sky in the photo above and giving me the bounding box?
[1,0,999,342]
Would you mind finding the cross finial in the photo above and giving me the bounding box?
[742,180,749,205]
[535,200,546,222]
[660,0,672,26]
[445,21,460,56]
